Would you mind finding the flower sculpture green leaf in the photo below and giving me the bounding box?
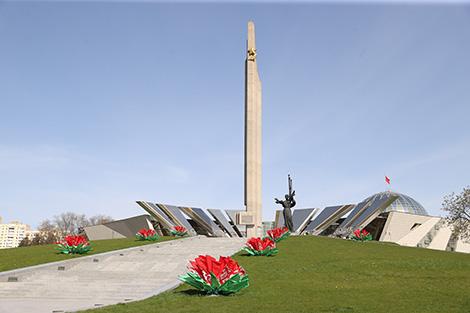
[351,229,373,241]
[243,237,278,256]
[179,255,249,295]
[170,225,188,237]
[56,235,92,254]
[266,227,290,243]
[136,228,159,241]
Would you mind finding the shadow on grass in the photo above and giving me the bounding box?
[176,289,238,297]
[238,252,278,257]
[321,306,355,313]
[177,289,206,296]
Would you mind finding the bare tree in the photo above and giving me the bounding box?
[88,215,114,226]
[29,213,115,246]
[43,232,60,244]
[37,219,61,244]
[53,212,88,235]
[31,233,43,245]
[38,219,57,233]
[18,236,31,247]
[442,187,470,240]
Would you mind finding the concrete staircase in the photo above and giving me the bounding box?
[0,236,245,313]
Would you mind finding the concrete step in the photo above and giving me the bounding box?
[0,236,245,313]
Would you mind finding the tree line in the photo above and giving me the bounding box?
[19,212,113,247]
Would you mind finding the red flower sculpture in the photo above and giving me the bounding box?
[266,227,290,242]
[179,255,249,295]
[351,228,372,241]
[56,235,91,254]
[65,235,88,246]
[243,237,278,256]
[136,228,159,241]
[171,225,188,237]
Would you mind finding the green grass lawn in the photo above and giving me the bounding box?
[83,236,470,313]
[0,236,177,272]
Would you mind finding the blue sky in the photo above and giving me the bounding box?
[1,1,469,227]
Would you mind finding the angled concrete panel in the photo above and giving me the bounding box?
[84,225,127,241]
[225,210,244,237]
[104,215,154,238]
[349,193,399,230]
[339,193,399,232]
[304,204,355,235]
[338,200,372,230]
[136,201,174,230]
[156,204,197,236]
[84,215,156,240]
[179,207,225,237]
[292,208,318,233]
[207,209,238,237]
[428,224,453,251]
[397,217,442,247]
[379,211,433,243]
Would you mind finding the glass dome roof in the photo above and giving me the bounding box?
[364,191,428,216]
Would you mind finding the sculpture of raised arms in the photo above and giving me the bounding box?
[274,174,296,232]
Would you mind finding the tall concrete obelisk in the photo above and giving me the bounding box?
[244,21,262,237]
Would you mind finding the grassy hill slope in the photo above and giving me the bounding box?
[83,236,470,313]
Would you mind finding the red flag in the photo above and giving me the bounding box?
[385,176,391,185]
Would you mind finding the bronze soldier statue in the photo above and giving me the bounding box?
[275,174,296,232]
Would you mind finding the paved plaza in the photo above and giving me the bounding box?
[0,236,245,313]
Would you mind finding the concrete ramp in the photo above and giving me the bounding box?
[0,237,244,313]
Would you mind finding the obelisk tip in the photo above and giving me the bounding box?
[247,20,256,51]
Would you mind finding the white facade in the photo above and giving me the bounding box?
[379,211,434,243]
[0,219,35,249]
[379,212,469,253]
